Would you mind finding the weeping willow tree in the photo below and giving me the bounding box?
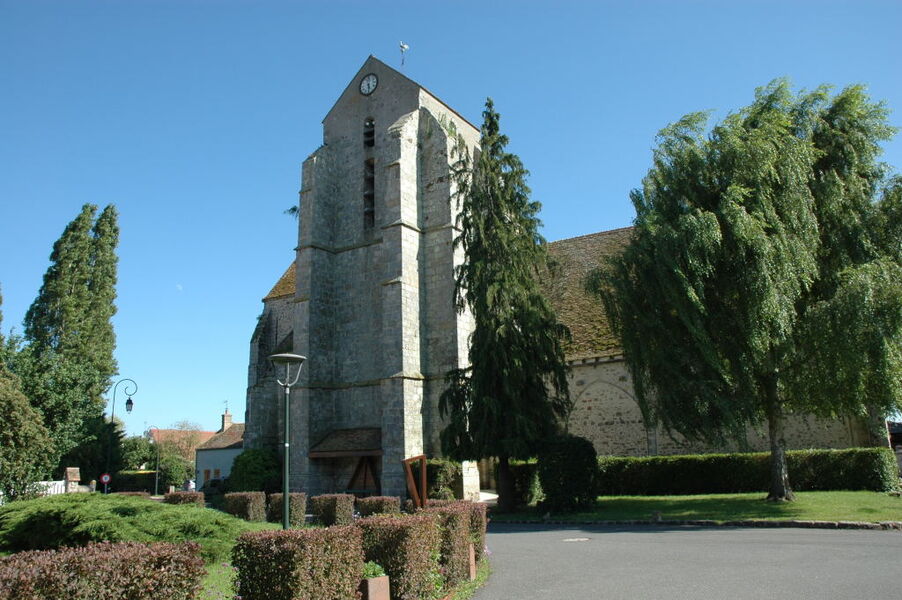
[592,80,900,501]
[439,99,571,512]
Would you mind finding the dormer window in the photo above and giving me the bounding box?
[364,118,375,148]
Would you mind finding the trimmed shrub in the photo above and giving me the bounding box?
[465,502,488,562]
[0,493,263,564]
[426,459,462,500]
[495,460,543,507]
[164,491,205,507]
[266,493,307,527]
[423,503,471,586]
[357,514,441,600]
[357,496,401,517]
[233,526,363,600]
[310,493,355,526]
[0,541,205,600]
[114,470,156,493]
[538,435,598,511]
[114,491,150,498]
[596,447,901,495]
[224,492,266,522]
[227,449,281,493]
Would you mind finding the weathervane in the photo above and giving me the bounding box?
[400,41,409,67]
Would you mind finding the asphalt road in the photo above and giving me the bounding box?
[475,523,902,599]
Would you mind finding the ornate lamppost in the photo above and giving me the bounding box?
[268,353,306,529]
[145,425,161,496]
[104,378,137,493]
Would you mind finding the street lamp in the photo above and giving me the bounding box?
[146,425,161,496]
[269,353,306,529]
[105,378,137,493]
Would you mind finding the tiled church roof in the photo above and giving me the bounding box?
[542,227,633,358]
[264,262,295,301]
[262,227,634,358]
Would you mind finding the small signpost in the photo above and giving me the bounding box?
[100,473,111,494]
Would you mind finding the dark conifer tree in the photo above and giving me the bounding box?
[439,99,571,512]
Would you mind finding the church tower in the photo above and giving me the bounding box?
[247,57,481,497]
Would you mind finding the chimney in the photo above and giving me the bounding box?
[220,409,232,433]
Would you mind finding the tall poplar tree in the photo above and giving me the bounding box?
[20,204,120,462]
[593,81,900,501]
[439,99,571,512]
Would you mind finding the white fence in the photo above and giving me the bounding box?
[0,480,66,505]
[35,480,66,496]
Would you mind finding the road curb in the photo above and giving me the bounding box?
[491,518,902,531]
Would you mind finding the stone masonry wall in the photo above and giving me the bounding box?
[567,357,871,456]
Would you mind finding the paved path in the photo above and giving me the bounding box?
[475,523,902,599]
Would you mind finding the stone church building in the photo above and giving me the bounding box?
[244,57,870,498]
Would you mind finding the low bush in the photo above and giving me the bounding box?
[224,492,266,522]
[228,449,281,493]
[357,496,401,516]
[0,541,204,600]
[538,435,598,511]
[426,459,462,500]
[0,493,265,563]
[164,491,205,507]
[114,470,156,493]
[232,526,363,600]
[596,447,900,495]
[310,493,355,526]
[357,514,441,600]
[423,503,471,587]
[363,560,386,578]
[266,493,307,526]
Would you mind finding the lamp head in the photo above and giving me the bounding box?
[125,397,134,413]
[268,353,306,366]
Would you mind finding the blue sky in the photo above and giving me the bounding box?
[1,0,900,436]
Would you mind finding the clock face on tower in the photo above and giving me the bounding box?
[359,73,378,96]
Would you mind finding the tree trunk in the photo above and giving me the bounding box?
[496,454,516,513]
[865,404,890,448]
[764,378,794,502]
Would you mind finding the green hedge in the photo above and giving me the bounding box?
[114,470,156,493]
[224,492,266,522]
[357,496,401,517]
[596,447,900,495]
[233,526,363,600]
[310,494,355,526]
[0,541,204,600]
[163,492,205,507]
[266,493,307,527]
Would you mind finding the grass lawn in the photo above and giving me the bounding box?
[490,491,902,523]
[201,561,237,600]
